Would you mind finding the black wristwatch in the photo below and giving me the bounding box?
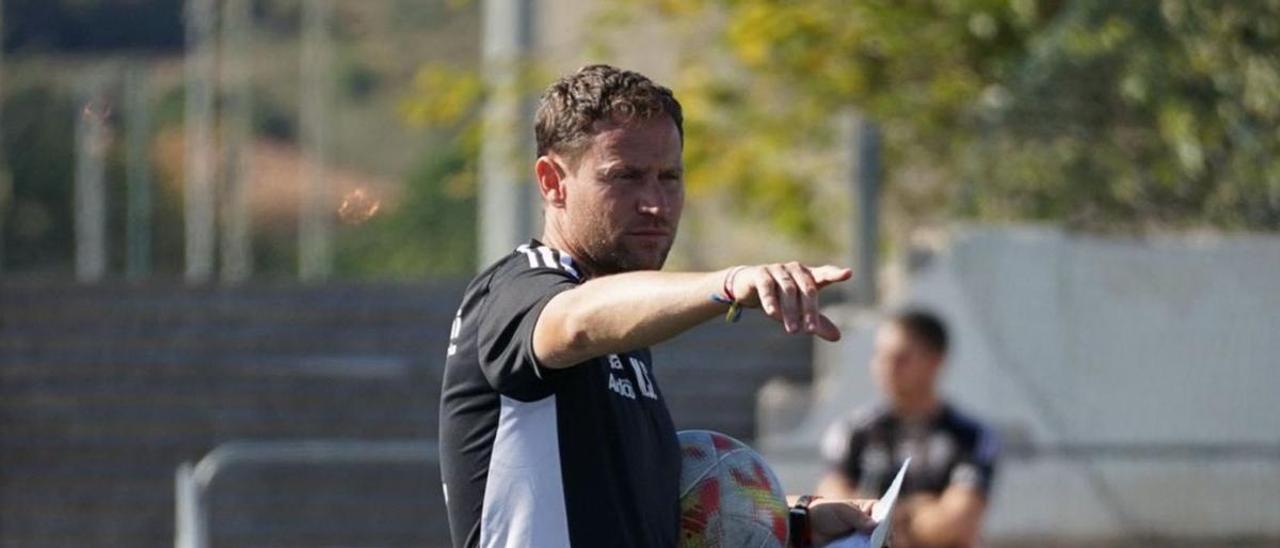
[789,495,820,548]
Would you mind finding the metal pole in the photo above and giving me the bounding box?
[849,113,880,305]
[174,440,437,548]
[74,75,109,283]
[174,462,208,548]
[0,0,7,273]
[184,0,217,284]
[299,0,334,282]
[125,64,153,281]
[220,0,253,283]
[477,0,535,268]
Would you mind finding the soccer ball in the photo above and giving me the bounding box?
[677,430,789,548]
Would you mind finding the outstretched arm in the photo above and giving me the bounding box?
[533,263,852,368]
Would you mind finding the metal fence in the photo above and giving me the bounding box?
[175,440,442,548]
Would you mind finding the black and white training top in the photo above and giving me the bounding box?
[439,240,681,548]
[821,403,999,499]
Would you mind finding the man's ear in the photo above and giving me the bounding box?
[535,156,568,208]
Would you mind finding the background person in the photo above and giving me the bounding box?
[817,309,999,548]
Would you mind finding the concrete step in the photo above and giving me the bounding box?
[0,282,812,547]
[0,352,437,381]
[0,326,444,356]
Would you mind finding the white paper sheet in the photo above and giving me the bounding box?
[821,458,910,548]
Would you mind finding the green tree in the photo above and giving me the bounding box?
[402,0,1280,257]
[334,140,478,279]
[629,0,1280,235]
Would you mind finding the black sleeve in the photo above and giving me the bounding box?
[476,264,578,402]
[950,425,1000,498]
[820,418,866,486]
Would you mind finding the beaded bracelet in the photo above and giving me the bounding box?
[709,266,747,323]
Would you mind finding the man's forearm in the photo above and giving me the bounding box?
[534,269,730,368]
[900,491,984,547]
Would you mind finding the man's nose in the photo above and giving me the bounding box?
[636,178,668,216]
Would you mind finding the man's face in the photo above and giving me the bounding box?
[553,116,684,274]
[871,323,943,403]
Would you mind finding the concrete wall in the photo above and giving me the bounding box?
[761,225,1280,543]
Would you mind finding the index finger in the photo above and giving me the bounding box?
[809,265,853,288]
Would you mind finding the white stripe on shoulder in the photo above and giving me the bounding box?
[536,246,557,269]
[514,244,539,268]
[515,244,581,279]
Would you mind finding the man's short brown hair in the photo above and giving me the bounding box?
[534,64,683,165]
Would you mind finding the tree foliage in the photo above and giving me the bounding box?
[335,139,478,278]
[636,0,1280,235]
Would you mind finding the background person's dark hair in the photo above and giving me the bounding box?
[534,64,683,166]
[890,308,949,357]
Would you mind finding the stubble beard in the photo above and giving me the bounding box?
[575,217,673,276]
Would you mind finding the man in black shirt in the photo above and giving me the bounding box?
[440,65,875,548]
[817,310,999,548]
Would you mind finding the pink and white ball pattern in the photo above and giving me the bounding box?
[677,430,789,548]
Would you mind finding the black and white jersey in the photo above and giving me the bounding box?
[821,403,999,499]
[439,240,681,548]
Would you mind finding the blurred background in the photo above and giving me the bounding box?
[1,0,1278,546]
